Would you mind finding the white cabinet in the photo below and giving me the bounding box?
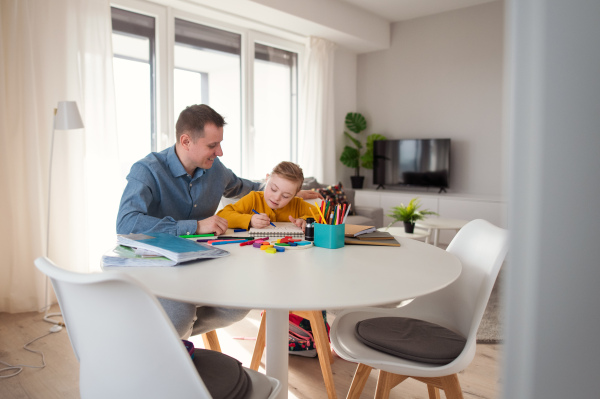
[354,189,507,245]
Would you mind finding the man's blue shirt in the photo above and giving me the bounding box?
[116,145,261,235]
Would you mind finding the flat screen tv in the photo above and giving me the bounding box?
[373,139,451,192]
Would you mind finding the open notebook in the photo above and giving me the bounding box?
[249,222,304,238]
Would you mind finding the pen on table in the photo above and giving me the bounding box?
[180,233,215,238]
[208,239,247,245]
[342,204,351,224]
[232,336,257,340]
[252,209,276,227]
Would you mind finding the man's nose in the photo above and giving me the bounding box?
[215,145,223,157]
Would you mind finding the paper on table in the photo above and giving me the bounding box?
[102,245,177,267]
[249,222,304,238]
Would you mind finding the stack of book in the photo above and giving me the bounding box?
[102,232,230,267]
[344,227,400,247]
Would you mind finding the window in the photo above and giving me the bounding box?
[174,19,242,175]
[111,3,302,179]
[253,43,298,178]
[111,7,156,174]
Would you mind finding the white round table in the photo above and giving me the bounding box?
[416,218,469,246]
[103,237,461,399]
[378,226,431,241]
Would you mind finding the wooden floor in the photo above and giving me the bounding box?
[0,306,502,399]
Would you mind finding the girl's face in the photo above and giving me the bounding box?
[264,174,299,210]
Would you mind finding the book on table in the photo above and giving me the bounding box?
[114,232,230,264]
[249,222,304,238]
[355,231,395,240]
[344,236,401,247]
[344,224,376,237]
[102,245,178,267]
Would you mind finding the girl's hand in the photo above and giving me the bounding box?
[288,215,307,232]
[251,213,271,229]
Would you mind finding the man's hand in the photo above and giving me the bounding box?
[251,213,271,229]
[297,190,323,200]
[196,215,228,236]
[289,215,307,232]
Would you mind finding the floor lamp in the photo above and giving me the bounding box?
[43,101,84,327]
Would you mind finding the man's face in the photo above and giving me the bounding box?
[263,174,299,210]
[187,123,224,170]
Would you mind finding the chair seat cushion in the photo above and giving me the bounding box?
[354,317,467,365]
[192,349,251,399]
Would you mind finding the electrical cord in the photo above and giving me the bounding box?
[0,326,62,379]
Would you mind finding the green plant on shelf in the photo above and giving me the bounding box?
[387,198,438,228]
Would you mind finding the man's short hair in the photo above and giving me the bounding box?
[175,104,226,141]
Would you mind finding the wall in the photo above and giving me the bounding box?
[332,46,358,185]
[349,1,505,197]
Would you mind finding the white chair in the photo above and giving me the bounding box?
[34,257,280,399]
[329,219,508,399]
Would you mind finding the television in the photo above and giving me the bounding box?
[373,138,451,192]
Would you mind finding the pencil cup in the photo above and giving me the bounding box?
[314,223,345,249]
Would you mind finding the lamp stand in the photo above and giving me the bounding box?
[41,101,84,329]
[43,110,64,327]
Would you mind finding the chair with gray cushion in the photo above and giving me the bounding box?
[34,257,280,399]
[329,219,508,399]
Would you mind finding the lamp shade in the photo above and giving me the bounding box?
[54,101,84,130]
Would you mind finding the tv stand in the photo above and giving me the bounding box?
[376,184,386,190]
[438,187,447,194]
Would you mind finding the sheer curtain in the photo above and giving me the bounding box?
[0,0,119,313]
[299,36,337,184]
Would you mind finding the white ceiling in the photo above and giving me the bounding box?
[340,0,497,22]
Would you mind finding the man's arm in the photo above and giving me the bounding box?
[116,177,197,236]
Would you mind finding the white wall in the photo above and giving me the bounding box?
[332,46,358,185]
[350,1,505,196]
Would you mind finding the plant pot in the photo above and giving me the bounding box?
[350,176,365,189]
[404,222,416,234]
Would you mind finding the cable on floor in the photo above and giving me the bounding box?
[0,326,62,379]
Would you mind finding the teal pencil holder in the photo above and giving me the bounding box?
[314,223,345,249]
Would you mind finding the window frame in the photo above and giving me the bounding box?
[111,0,305,177]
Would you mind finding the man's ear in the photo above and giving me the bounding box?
[179,133,191,150]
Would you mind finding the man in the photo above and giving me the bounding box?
[117,104,320,338]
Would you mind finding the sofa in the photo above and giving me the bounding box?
[301,178,383,228]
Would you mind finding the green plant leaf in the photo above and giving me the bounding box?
[344,131,362,149]
[345,112,367,134]
[361,133,387,169]
[340,146,360,169]
[386,198,438,224]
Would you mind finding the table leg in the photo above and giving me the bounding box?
[433,228,440,247]
[266,309,289,399]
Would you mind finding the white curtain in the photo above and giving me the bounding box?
[0,0,119,313]
[299,36,337,184]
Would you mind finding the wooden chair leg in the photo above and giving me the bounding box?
[427,384,441,399]
[294,310,334,364]
[439,374,464,399]
[305,310,337,399]
[375,371,408,399]
[346,363,372,399]
[250,310,267,371]
[201,330,221,352]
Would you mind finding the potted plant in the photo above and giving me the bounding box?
[386,198,438,233]
[339,112,386,189]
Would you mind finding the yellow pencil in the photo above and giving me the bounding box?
[314,201,326,223]
[310,208,319,223]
